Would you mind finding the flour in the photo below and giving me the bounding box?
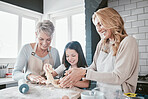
[0,83,82,99]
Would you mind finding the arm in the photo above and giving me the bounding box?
[13,44,47,84]
[59,69,89,88]
[88,40,102,70]
[12,44,29,81]
[74,80,90,88]
[53,64,66,77]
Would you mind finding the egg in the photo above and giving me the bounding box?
[62,95,69,99]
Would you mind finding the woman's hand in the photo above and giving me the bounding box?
[59,76,74,88]
[27,74,46,84]
[59,68,86,88]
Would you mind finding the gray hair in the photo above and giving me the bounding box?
[36,20,55,38]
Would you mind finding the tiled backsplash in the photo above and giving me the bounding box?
[108,0,148,75]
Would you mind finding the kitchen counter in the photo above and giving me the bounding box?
[0,78,18,89]
[0,78,17,85]
[137,80,148,84]
[0,83,82,99]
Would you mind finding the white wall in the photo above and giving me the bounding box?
[43,0,84,19]
[108,0,148,75]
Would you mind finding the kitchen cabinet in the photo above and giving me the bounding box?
[136,81,148,95]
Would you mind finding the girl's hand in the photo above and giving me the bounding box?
[59,68,86,88]
[43,63,54,73]
[28,74,46,84]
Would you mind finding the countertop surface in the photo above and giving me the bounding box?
[0,78,17,85]
[0,83,82,99]
[137,80,148,84]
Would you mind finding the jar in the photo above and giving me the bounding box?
[6,73,12,78]
[0,68,7,78]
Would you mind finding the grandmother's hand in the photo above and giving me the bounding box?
[28,74,46,84]
[59,68,86,88]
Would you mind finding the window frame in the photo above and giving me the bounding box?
[49,5,85,55]
[0,1,42,63]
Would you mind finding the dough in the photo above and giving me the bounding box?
[44,64,60,88]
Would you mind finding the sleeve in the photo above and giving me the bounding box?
[88,40,102,71]
[86,36,139,85]
[54,64,66,75]
[12,44,31,81]
[52,48,61,69]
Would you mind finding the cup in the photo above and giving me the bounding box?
[0,69,7,78]
[81,91,105,99]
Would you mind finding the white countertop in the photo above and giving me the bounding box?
[0,83,82,99]
[0,78,17,85]
[137,80,148,84]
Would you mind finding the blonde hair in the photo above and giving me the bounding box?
[92,7,128,56]
[36,20,55,38]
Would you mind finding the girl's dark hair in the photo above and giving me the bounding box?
[62,41,87,68]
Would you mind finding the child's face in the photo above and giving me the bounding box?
[66,49,78,66]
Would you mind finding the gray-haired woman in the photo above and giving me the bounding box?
[13,20,61,84]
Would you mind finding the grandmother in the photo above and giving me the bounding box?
[13,20,61,84]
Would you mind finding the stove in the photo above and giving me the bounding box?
[136,74,148,97]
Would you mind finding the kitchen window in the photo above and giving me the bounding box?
[55,18,68,58]
[0,11,18,58]
[22,17,36,46]
[0,1,42,63]
[50,6,85,60]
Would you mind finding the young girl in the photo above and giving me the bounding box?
[45,41,89,88]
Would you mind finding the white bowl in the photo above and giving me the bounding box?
[81,91,105,99]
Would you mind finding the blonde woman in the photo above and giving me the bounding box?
[59,7,139,94]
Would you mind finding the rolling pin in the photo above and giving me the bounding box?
[18,79,29,94]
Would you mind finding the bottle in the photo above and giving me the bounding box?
[18,79,29,94]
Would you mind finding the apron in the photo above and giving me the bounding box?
[96,49,122,98]
[27,43,54,77]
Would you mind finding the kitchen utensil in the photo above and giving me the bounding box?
[0,69,6,78]
[18,79,29,94]
[0,63,9,78]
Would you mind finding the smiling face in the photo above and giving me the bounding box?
[36,32,51,50]
[65,49,78,67]
[94,17,113,40]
